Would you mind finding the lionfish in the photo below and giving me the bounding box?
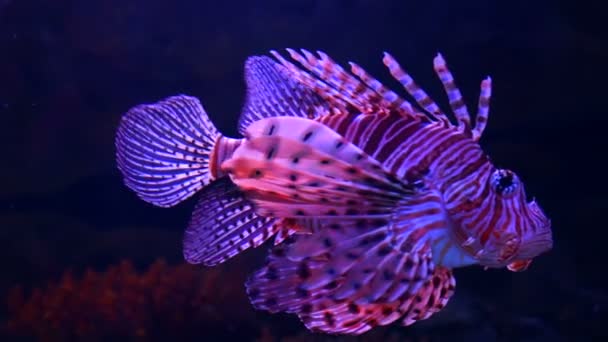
[115,49,553,335]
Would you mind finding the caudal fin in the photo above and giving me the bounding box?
[115,95,220,207]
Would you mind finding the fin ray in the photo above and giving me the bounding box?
[115,95,219,207]
[239,56,330,135]
[183,177,277,266]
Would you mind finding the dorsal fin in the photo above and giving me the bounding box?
[271,49,425,120]
[239,56,330,135]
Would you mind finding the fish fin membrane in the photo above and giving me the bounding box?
[115,95,220,207]
[246,219,453,335]
[238,56,330,136]
[183,176,277,266]
[298,265,456,334]
[224,116,415,218]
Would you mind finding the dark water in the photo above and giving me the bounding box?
[0,0,606,341]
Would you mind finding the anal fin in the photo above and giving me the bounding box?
[182,177,277,266]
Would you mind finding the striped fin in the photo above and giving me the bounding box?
[239,56,330,135]
[222,116,414,218]
[115,95,219,207]
[432,53,471,129]
[246,219,454,335]
[183,177,277,266]
[473,77,492,141]
[382,52,451,125]
[286,49,387,115]
[299,266,455,334]
[383,51,494,139]
[271,49,425,120]
[270,50,353,115]
[399,266,456,326]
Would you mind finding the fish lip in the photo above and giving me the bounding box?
[507,259,532,272]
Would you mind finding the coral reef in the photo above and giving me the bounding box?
[5,259,257,341]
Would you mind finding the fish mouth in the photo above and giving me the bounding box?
[506,259,532,272]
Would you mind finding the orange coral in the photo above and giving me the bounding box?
[5,259,257,341]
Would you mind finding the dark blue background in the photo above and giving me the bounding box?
[1,0,606,340]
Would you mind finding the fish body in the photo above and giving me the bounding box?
[115,49,553,334]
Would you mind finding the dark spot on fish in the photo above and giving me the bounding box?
[427,294,436,307]
[329,223,341,230]
[346,167,358,174]
[296,286,309,298]
[346,208,359,215]
[324,312,335,327]
[377,244,392,257]
[320,159,331,165]
[302,131,313,142]
[412,308,421,315]
[307,181,320,187]
[287,184,297,189]
[297,262,311,279]
[229,240,235,245]
[335,186,347,192]
[356,153,364,160]
[324,281,338,290]
[320,197,329,203]
[415,295,423,303]
[348,303,360,314]
[289,174,298,182]
[323,238,333,247]
[400,278,409,284]
[381,306,393,316]
[265,266,278,280]
[404,259,414,271]
[362,268,374,274]
[367,209,382,215]
[355,219,367,229]
[346,199,358,206]
[346,252,358,260]
[292,193,300,199]
[368,318,379,326]
[295,209,306,216]
[353,282,362,290]
[372,219,387,226]
[266,147,276,160]
[326,209,338,216]
[327,268,336,275]
[383,269,395,281]
[268,125,276,135]
[272,247,286,257]
[301,303,312,314]
[252,169,263,178]
[432,276,441,287]
[335,141,344,149]
[264,297,278,307]
[292,156,300,164]
[440,288,447,298]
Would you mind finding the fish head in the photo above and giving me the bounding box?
[454,168,553,270]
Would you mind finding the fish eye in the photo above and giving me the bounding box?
[490,169,519,196]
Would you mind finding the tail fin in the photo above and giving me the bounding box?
[115,95,220,207]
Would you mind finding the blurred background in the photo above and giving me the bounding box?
[0,0,606,340]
